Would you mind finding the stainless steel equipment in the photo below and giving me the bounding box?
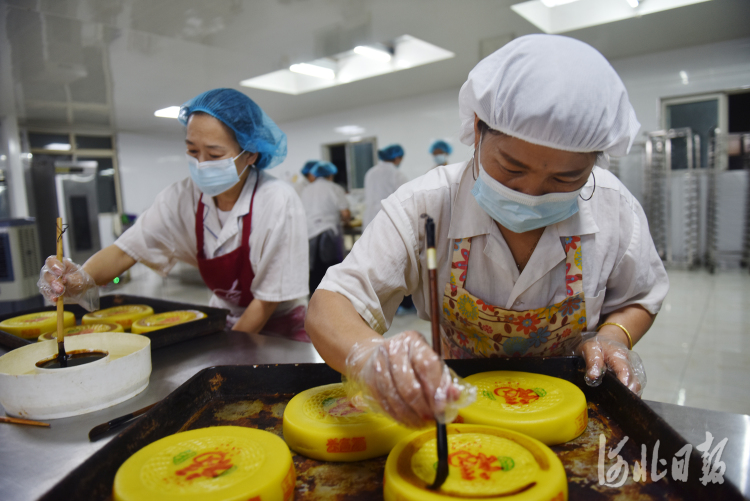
[644,128,701,268]
[29,157,101,265]
[0,218,43,314]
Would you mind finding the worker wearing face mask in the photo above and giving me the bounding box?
[362,144,408,228]
[300,161,351,293]
[429,139,453,168]
[306,35,668,428]
[39,88,310,342]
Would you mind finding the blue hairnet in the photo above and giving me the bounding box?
[378,144,405,162]
[301,160,319,175]
[311,161,337,178]
[179,88,287,170]
[429,140,453,155]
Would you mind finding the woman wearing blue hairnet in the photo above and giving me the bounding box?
[306,35,668,428]
[293,159,319,196]
[363,144,408,228]
[429,140,453,168]
[300,161,351,293]
[39,88,310,341]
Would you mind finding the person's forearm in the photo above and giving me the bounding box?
[340,209,351,225]
[82,245,137,286]
[598,304,655,347]
[233,298,279,334]
[306,289,381,374]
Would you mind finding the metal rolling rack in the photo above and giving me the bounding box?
[740,134,750,270]
[644,128,701,268]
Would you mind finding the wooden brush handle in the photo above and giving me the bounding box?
[56,217,64,345]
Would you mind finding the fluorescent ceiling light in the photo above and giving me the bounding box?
[289,63,336,80]
[240,35,454,95]
[154,106,180,119]
[45,143,71,151]
[335,125,366,136]
[511,0,711,34]
[353,45,392,62]
[680,71,689,85]
[540,0,580,6]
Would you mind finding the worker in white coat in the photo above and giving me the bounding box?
[39,88,310,342]
[306,35,668,428]
[300,161,351,292]
[362,144,408,228]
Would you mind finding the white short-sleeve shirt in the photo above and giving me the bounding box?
[300,178,350,239]
[363,161,408,228]
[115,169,309,320]
[319,161,669,335]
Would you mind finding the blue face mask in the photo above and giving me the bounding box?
[187,151,250,197]
[434,153,448,165]
[470,134,583,233]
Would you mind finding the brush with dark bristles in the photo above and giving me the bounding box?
[88,403,158,441]
[423,215,449,491]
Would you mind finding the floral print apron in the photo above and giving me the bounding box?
[440,236,587,359]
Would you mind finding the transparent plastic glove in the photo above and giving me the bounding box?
[343,330,477,428]
[572,332,647,396]
[37,256,100,312]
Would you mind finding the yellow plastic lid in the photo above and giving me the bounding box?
[82,305,154,330]
[0,311,75,339]
[113,426,296,501]
[283,383,415,462]
[384,424,567,501]
[457,371,587,445]
[37,322,124,342]
[130,310,207,334]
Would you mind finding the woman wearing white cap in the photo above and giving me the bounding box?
[305,35,668,427]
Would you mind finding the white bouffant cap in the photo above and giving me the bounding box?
[458,34,640,163]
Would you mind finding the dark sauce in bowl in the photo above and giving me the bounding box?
[36,350,109,370]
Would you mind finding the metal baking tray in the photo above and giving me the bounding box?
[0,294,227,351]
[41,358,745,500]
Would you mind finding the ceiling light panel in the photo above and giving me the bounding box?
[512,0,712,34]
[154,106,181,119]
[240,35,454,95]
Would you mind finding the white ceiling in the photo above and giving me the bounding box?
[2,0,749,137]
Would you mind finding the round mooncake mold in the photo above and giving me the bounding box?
[82,305,154,330]
[0,311,75,339]
[384,424,567,501]
[113,426,296,501]
[283,382,415,462]
[457,371,588,445]
[130,310,207,334]
[37,322,124,342]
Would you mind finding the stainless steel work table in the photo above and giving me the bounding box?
[1,331,748,500]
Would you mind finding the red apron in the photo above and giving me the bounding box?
[195,173,309,342]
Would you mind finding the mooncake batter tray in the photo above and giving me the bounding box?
[40,358,745,501]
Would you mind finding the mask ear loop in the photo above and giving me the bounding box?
[580,171,596,201]
[472,130,484,181]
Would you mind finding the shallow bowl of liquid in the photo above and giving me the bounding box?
[0,333,151,420]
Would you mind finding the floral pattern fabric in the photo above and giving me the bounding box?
[440,236,587,359]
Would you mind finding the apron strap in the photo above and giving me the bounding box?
[196,196,207,259]
[561,236,584,298]
[450,238,472,289]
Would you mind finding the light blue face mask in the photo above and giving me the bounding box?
[187,151,250,197]
[470,134,584,233]
[434,153,448,165]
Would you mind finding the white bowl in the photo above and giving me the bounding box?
[0,332,151,420]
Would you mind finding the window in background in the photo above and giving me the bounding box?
[322,137,377,191]
[663,94,727,170]
[27,132,121,213]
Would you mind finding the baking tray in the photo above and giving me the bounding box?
[0,294,227,351]
[41,358,745,500]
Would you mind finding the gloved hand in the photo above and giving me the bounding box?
[343,331,476,428]
[37,256,100,312]
[573,332,647,396]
